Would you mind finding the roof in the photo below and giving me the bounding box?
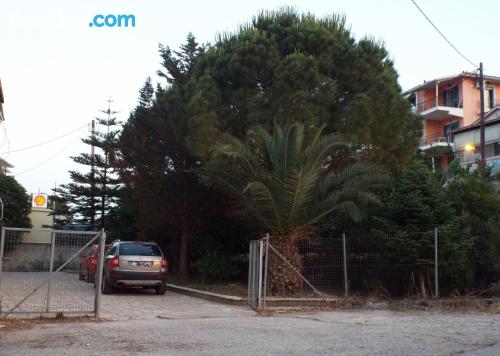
[0,157,13,174]
[403,71,500,95]
[452,106,500,134]
[0,157,13,168]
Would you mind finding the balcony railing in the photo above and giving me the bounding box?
[419,133,453,147]
[416,97,463,113]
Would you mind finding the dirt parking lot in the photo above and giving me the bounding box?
[1,288,500,355]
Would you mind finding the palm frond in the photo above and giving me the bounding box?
[198,121,387,241]
[244,180,283,232]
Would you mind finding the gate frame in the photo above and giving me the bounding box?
[0,226,105,318]
[248,234,329,310]
[248,234,269,310]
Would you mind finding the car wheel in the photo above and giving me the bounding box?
[79,272,84,280]
[155,283,167,295]
[101,275,113,295]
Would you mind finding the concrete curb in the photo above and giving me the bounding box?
[166,284,500,311]
[166,284,247,305]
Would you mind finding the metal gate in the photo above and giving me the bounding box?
[0,227,106,318]
[248,236,268,310]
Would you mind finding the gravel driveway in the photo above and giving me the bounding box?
[1,288,499,355]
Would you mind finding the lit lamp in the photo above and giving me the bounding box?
[464,143,475,152]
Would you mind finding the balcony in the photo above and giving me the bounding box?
[418,133,453,151]
[416,97,464,120]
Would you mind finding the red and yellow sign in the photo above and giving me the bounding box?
[32,193,48,208]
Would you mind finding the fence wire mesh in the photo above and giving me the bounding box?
[263,225,500,301]
[0,228,101,316]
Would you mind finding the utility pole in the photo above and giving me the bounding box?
[101,98,113,230]
[479,62,486,178]
[90,119,96,230]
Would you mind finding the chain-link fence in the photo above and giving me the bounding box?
[251,225,500,307]
[0,227,106,317]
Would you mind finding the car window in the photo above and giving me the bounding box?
[119,243,162,256]
[107,245,117,256]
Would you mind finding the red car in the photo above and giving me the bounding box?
[79,244,108,283]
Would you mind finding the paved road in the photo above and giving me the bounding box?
[1,289,499,355]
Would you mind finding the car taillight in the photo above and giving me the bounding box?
[161,258,168,272]
[111,256,119,269]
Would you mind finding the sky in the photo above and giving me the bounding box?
[1,0,499,195]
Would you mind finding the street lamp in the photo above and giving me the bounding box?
[464,143,475,152]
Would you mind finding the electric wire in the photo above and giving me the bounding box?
[13,137,79,177]
[410,0,478,69]
[0,123,88,155]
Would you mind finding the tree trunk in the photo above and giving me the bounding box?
[418,271,428,299]
[177,223,190,279]
[267,240,304,296]
[137,230,147,241]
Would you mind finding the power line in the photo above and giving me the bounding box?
[0,123,88,155]
[410,0,478,69]
[13,137,79,177]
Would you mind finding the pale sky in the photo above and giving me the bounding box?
[1,0,498,194]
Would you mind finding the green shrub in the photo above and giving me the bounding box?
[191,252,238,283]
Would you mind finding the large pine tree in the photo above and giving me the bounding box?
[183,9,421,166]
[54,103,121,230]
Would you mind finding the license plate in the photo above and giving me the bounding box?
[128,261,151,268]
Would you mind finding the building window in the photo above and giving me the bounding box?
[443,86,460,107]
[444,121,459,143]
[494,142,500,157]
[485,85,495,110]
[484,142,500,159]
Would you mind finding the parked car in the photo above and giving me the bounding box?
[99,241,168,295]
[79,244,108,283]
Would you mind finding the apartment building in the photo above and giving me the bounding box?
[453,107,500,174]
[405,72,500,171]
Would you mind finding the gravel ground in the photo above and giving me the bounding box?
[0,272,95,314]
[1,289,499,355]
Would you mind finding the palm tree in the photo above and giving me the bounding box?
[200,122,386,293]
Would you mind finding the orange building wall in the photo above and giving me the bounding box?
[494,83,500,107]
[416,77,500,141]
[462,78,479,126]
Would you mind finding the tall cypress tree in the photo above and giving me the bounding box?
[118,34,228,277]
[54,103,121,230]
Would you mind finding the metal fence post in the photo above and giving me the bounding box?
[95,229,106,318]
[247,243,253,304]
[342,233,348,298]
[0,226,5,311]
[257,239,264,309]
[45,232,56,313]
[262,233,269,308]
[434,227,439,299]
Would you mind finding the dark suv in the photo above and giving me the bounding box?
[100,241,168,295]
